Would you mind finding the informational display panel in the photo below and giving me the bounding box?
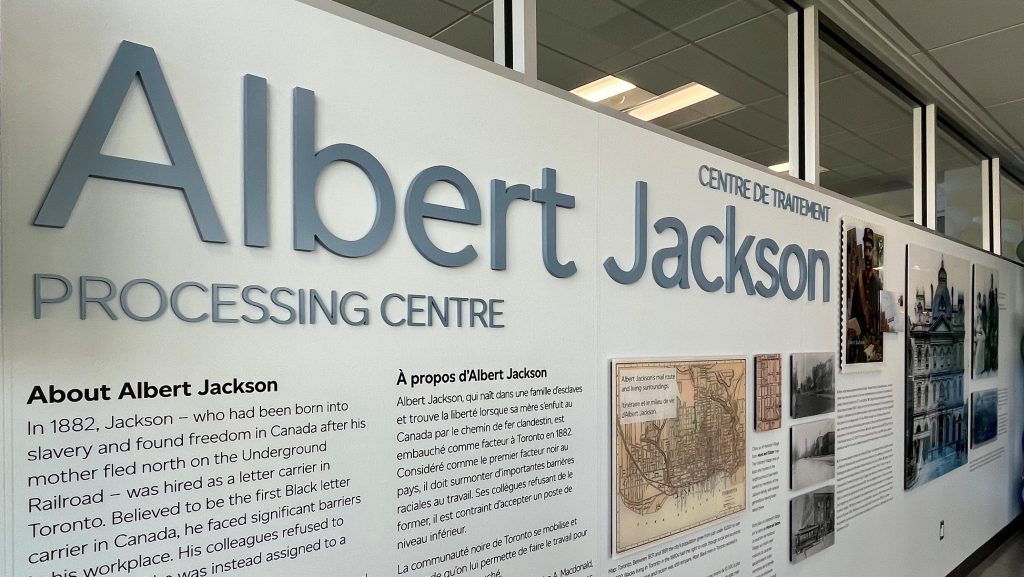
[1,2,1021,577]
[612,358,746,556]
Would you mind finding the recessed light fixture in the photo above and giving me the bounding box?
[768,162,828,173]
[571,75,636,103]
[628,82,718,121]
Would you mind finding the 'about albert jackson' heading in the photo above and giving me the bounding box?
[26,379,278,404]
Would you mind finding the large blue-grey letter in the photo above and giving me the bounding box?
[34,41,226,242]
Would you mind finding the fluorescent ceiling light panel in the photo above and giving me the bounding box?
[571,76,636,102]
[768,162,828,173]
[628,82,718,121]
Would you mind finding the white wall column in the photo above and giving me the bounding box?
[982,159,992,251]
[493,0,536,80]
[923,104,937,229]
[991,158,1002,253]
[787,11,800,180]
[913,107,923,226]
[789,6,820,184]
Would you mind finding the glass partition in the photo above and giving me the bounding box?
[1001,173,1024,262]
[536,0,791,169]
[334,0,494,60]
[935,125,985,248]
[818,36,916,220]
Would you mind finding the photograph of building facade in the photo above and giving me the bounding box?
[905,247,968,489]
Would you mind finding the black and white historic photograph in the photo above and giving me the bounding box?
[790,486,835,564]
[845,222,884,366]
[791,419,836,491]
[790,352,835,419]
[904,245,969,490]
[972,264,999,378]
[971,389,999,448]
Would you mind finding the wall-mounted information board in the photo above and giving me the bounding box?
[1,2,1021,577]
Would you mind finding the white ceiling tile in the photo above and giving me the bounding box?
[929,25,1024,106]
[873,0,1024,50]
[352,0,466,36]
[986,100,1024,150]
[434,13,492,60]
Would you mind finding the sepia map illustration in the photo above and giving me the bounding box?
[613,358,747,555]
[755,354,782,432]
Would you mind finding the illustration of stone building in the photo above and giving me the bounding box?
[905,260,967,488]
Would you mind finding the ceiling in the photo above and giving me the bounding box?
[535,0,792,169]
[333,0,1024,232]
[813,0,1024,180]
[335,1,926,209]
[531,0,925,218]
[334,0,494,60]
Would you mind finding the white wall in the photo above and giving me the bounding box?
[1,1,1020,577]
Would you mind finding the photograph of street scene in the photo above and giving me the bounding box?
[791,352,835,419]
[791,419,836,491]
[790,486,835,563]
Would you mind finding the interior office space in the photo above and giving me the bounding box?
[1,1,1022,577]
